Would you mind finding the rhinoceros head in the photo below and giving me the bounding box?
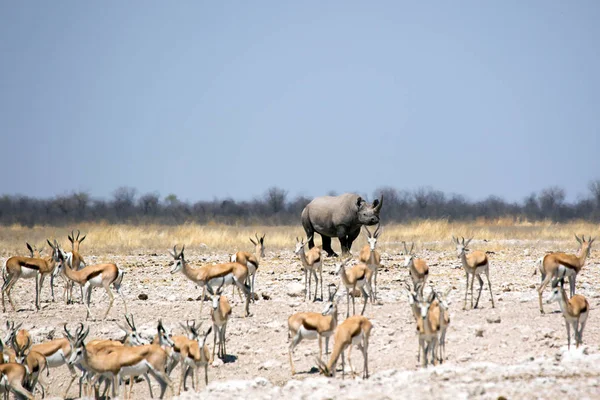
[356,195,383,226]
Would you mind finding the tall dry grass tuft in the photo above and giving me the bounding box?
[0,220,598,256]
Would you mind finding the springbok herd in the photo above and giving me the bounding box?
[0,228,595,399]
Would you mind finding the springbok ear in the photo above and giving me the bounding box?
[575,234,582,244]
[68,235,74,243]
[26,243,33,253]
[79,235,86,243]
[249,238,257,246]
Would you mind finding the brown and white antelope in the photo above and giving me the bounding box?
[230,233,265,298]
[63,229,87,304]
[546,276,590,349]
[180,322,213,392]
[315,315,372,379]
[359,225,381,302]
[536,234,594,314]
[2,240,60,312]
[170,245,251,317]
[402,241,429,298]
[210,284,232,360]
[53,243,128,321]
[67,325,173,399]
[433,288,451,363]
[294,236,323,302]
[0,361,34,400]
[12,335,49,397]
[408,289,441,367]
[452,236,495,310]
[336,258,372,318]
[288,284,339,375]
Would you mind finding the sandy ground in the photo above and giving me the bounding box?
[2,239,600,399]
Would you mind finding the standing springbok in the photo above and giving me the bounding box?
[0,361,34,400]
[409,289,441,367]
[402,241,429,298]
[64,229,87,304]
[546,276,590,349]
[12,335,49,397]
[230,233,265,299]
[67,325,173,400]
[433,288,451,363]
[294,237,323,302]
[315,315,372,379]
[2,240,59,312]
[452,236,495,310]
[359,225,381,302]
[169,245,251,317]
[181,323,213,392]
[53,243,127,321]
[536,235,594,314]
[288,285,339,375]
[336,258,372,318]
[211,283,232,360]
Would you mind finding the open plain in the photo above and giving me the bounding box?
[1,222,600,399]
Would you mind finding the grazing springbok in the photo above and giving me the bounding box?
[294,237,323,302]
[288,285,339,375]
[336,258,372,318]
[546,276,590,349]
[402,241,429,298]
[536,234,594,314]
[230,233,265,299]
[315,315,372,379]
[169,245,251,317]
[67,325,173,400]
[2,240,60,312]
[53,243,127,321]
[452,236,495,310]
[359,224,381,302]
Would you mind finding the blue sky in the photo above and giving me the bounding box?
[1,1,599,202]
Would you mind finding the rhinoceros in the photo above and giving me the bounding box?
[301,193,383,257]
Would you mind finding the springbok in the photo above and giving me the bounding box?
[359,224,381,302]
[546,276,590,349]
[315,315,372,379]
[402,241,429,298]
[288,284,339,375]
[64,229,87,304]
[0,361,34,400]
[409,289,441,367]
[230,233,265,299]
[336,258,372,318]
[53,243,127,320]
[294,237,323,302]
[169,245,251,317]
[211,284,232,360]
[181,323,213,392]
[452,236,495,310]
[536,234,594,314]
[12,335,49,397]
[67,325,172,399]
[2,240,59,312]
[433,288,451,363]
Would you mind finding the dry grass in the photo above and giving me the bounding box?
[1,220,598,257]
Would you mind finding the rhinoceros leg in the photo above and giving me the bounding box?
[344,229,361,256]
[321,235,338,257]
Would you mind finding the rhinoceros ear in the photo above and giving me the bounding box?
[373,194,383,212]
[356,197,364,208]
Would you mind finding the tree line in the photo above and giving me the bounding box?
[2,181,600,227]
